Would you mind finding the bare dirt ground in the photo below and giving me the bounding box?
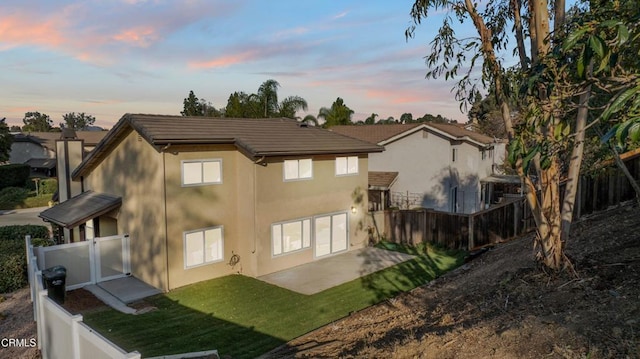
[1,203,639,359]
[266,203,640,358]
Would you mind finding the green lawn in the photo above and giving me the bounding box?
[83,243,465,358]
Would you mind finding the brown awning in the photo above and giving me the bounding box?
[39,191,121,228]
[368,171,398,190]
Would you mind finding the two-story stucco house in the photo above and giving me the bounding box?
[39,114,383,291]
[330,123,505,214]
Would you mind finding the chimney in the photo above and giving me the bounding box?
[56,131,84,203]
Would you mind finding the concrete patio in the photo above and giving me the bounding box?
[258,247,416,295]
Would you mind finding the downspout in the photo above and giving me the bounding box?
[252,161,258,254]
[161,146,171,291]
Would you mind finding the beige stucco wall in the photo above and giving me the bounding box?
[252,155,370,276]
[82,130,168,291]
[161,145,248,289]
[82,133,372,291]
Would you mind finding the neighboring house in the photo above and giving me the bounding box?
[10,131,107,176]
[40,114,383,291]
[330,123,506,214]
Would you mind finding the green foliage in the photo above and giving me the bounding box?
[0,187,29,203]
[318,97,354,128]
[0,164,30,189]
[22,111,53,132]
[181,90,222,117]
[40,178,58,194]
[0,225,50,241]
[0,225,51,292]
[0,253,26,293]
[223,80,308,119]
[60,112,96,130]
[0,118,13,162]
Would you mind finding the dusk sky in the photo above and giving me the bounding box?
[1,0,482,129]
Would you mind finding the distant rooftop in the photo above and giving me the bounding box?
[330,123,496,146]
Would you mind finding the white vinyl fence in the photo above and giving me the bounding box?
[25,235,140,359]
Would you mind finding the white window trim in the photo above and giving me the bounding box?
[271,218,312,257]
[181,159,223,187]
[313,211,349,258]
[283,158,313,181]
[183,226,224,269]
[335,156,359,176]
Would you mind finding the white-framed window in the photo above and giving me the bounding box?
[184,226,224,268]
[272,218,311,256]
[182,159,222,186]
[283,159,313,181]
[335,156,359,176]
[314,212,348,257]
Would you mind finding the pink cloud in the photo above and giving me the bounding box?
[0,13,65,49]
[112,26,159,47]
[188,50,260,69]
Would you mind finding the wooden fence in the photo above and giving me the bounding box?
[384,197,533,250]
[383,150,640,250]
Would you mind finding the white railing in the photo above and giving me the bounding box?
[35,234,131,289]
[25,235,141,359]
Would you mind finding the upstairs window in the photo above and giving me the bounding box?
[284,159,313,181]
[452,148,458,162]
[335,156,359,176]
[182,159,222,186]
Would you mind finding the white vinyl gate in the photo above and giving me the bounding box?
[36,234,131,290]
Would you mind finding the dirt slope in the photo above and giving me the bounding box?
[266,203,640,358]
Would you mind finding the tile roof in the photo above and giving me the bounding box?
[330,123,496,146]
[12,131,108,149]
[329,124,423,144]
[368,171,398,190]
[39,191,122,228]
[73,114,383,179]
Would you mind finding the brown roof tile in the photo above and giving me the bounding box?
[13,131,108,149]
[368,171,398,189]
[39,191,121,228]
[73,114,383,179]
[330,123,495,146]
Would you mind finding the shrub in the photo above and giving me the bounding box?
[0,225,53,293]
[0,225,50,241]
[0,254,27,293]
[40,178,58,194]
[0,187,29,203]
[0,164,30,189]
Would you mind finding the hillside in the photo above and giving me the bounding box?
[266,203,640,358]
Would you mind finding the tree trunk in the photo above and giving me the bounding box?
[561,81,591,243]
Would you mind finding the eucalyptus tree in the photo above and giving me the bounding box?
[317,97,354,128]
[406,0,638,271]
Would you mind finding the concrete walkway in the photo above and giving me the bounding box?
[258,247,415,295]
[85,276,162,314]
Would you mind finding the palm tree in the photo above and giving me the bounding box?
[256,79,280,117]
[300,114,319,126]
[318,97,354,128]
[278,96,308,119]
